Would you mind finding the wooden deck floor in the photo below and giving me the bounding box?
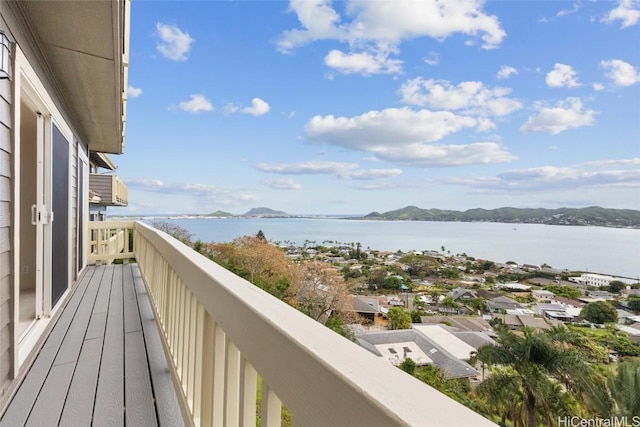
[0,264,185,427]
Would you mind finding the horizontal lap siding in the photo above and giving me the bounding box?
[0,72,13,401]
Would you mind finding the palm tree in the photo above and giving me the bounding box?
[477,325,611,427]
[608,358,640,417]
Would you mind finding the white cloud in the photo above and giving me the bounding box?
[127,178,258,205]
[497,65,518,80]
[584,157,640,167]
[306,107,479,149]
[557,2,582,17]
[600,59,640,86]
[399,78,522,116]
[520,98,596,134]
[345,168,403,180]
[241,98,271,116]
[324,49,402,75]
[305,108,515,167]
[545,63,581,88]
[276,0,348,53]
[179,94,213,113]
[277,0,506,74]
[602,0,640,28]
[256,160,359,175]
[127,85,143,98]
[446,162,640,192]
[592,82,605,91]
[372,142,516,167]
[256,160,402,180]
[424,52,440,66]
[261,178,302,190]
[156,23,195,61]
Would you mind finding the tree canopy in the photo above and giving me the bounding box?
[581,301,618,324]
[387,307,411,330]
[477,325,611,427]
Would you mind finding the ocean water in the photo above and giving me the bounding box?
[153,218,640,279]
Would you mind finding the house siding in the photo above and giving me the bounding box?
[89,174,114,204]
[0,59,13,400]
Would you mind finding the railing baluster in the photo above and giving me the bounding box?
[261,382,282,427]
[212,323,226,427]
[225,341,241,426]
[199,311,214,427]
[192,304,206,426]
[187,295,198,411]
[241,359,257,427]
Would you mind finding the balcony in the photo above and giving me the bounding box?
[1,221,496,426]
[89,174,129,207]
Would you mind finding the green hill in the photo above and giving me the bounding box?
[363,206,640,228]
[243,207,288,217]
[205,210,234,217]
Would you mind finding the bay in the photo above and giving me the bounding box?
[156,218,640,280]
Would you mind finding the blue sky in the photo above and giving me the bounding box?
[117,0,640,215]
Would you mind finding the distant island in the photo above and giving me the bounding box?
[202,207,290,218]
[363,206,640,228]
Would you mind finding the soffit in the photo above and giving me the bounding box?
[16,0,126,154]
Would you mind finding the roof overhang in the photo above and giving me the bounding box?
[11,0,130,154]
[90,151,117,171]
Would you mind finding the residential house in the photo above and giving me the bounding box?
[534,303,577,323]
[419,316,492,333]
[494,282,531,291]
[532,289,555,302]
[0,0,128,406]
[493,314,555,330]
[485,296,523,313]
[448,287,478,301]
[357,326,482,379]
[88,152,128,221]
[349,295,381,322]
[617,309,635,325]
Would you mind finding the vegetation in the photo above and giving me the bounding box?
[151,221,640,424]
[477,325,612,427]
[581,301,618,324]
[627,296,640,313]
[543,285,581,299]
[608,358,640,417]
[387,307,411,329]
[364,205,640,228]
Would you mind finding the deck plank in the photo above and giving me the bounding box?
[123,263,142,334]
[24,362,76,427]
[1,264,184,427]
[93,264,125,427]
[53,266,104,366]
[58,337,103,427]
[125,330,158,427]
[0,268,94,426]
[134,268,185,426]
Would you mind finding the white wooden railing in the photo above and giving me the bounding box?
[88,221,496,427]
[87,221,135,263]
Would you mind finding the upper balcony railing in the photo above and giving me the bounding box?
[88,220,496,427]
[89,174,128,206]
